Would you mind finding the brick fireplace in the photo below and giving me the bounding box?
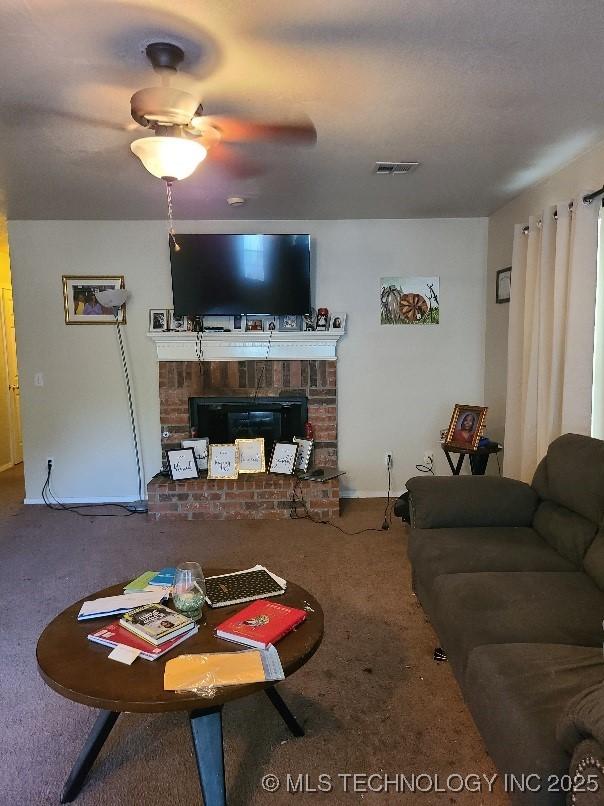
[147,336,340,520]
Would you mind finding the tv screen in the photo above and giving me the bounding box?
[170,234,311,316]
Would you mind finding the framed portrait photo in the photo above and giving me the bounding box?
[167,310,188,332]
[293,437,313,472]
[235,438,265,474]
[444,404,488,451]
[166,448,199,481]
[63,276,126,325]
[496,267,512,304]
[329,312,347,332]
[269,442,298,475]
[182,438,209,471]
[149,309,168,332]
[207,444,239,479]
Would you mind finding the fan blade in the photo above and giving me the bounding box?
[208,143,266,179]
[3,104,135,133]
[196,115,317,145]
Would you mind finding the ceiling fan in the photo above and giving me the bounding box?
[129,42,317,182]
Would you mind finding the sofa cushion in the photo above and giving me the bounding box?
[533,501,598,567]
[532,433,604,526]
[406,475,538,528]
[583,528,604,590]
[425,572,604,682]
[409,526,575,599]
[465,644,604,806]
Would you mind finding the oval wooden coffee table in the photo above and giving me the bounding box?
[37,570,323,805]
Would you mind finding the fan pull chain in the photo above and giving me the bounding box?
[165,181,180,251]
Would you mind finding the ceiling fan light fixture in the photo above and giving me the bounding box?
[130,135,207,181]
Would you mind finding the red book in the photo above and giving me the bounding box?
[87,620,198,661]
[215,600,307,649]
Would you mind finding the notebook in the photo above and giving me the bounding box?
[205,566,287,608]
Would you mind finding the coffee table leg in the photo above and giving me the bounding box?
[189,706,226,806]
[61,710,120,803]
[265,686,304,737]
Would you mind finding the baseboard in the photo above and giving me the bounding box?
[0,462,14,473]
[340,490,396,498]
[24,495,144,505]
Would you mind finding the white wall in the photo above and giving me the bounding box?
[8,218,487,502]
[486,138,604,444]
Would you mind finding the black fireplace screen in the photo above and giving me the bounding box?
[189,396,307,457]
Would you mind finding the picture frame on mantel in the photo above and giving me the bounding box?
[166,448,199,481]
[207,444,239,479]
[235,438,265,474]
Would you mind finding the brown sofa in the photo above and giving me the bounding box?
[406,433,604,805]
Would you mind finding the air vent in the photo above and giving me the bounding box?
[374,161,419,175]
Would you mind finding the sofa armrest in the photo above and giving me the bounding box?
[557,682,604,753]
[406,475,539,529]
[567,739,604,805]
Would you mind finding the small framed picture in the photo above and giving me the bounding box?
[149,309,168,332]
[278,315,302,332]
[293,437,313,472]
[265,317,278,332]
[269,442,298,475]
[233,315,243,330]
[62,276,126,325]
[496,267,511,304]
[444,404,488,451]
[315,308,330,331]
[166,448,199,481]
[168,310,188,332]
[246,317,264,332]
[235,438,265,474]
[329,312,346,332]
[207,444,239,479]
[182,438,209,471]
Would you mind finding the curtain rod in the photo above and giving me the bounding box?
[521,186,604,234]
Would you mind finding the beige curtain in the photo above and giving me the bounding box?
[504,194,600,482]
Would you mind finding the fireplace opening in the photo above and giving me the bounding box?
[189,395,307,458]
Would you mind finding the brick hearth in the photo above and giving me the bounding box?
[149,359,339,520]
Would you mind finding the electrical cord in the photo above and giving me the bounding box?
[288,475,394,536]
[41,463,136,516]
[415,455,435,475]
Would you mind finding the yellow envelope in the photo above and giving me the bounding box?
[164,652,266,691]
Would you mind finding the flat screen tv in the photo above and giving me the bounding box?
[170,234,311,316]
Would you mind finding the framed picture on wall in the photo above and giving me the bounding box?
[166,448,199,481]
[62,276,126,325]
[444,404,488,451]
[496,267,512,304]
[235,438,265,474]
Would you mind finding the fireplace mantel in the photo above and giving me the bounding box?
[148,331,343,361]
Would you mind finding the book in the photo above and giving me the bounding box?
[88,620,198,661]
[77,590,167,621]
[119,603,194,645]
[148,567,176,587]
[215,599,307,649]
[123,571,156,592]
[205,566,287,608]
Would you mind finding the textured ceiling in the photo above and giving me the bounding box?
[2,0,604,220]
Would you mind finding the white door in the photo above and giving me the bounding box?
[2,289,22,465]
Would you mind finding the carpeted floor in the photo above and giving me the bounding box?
[0,466,509,805]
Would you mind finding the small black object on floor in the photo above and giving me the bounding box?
[433,647,447,663]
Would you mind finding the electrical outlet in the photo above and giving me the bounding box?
[385,452,393,469]
[47,457,54,470]
[424,451,434,466]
